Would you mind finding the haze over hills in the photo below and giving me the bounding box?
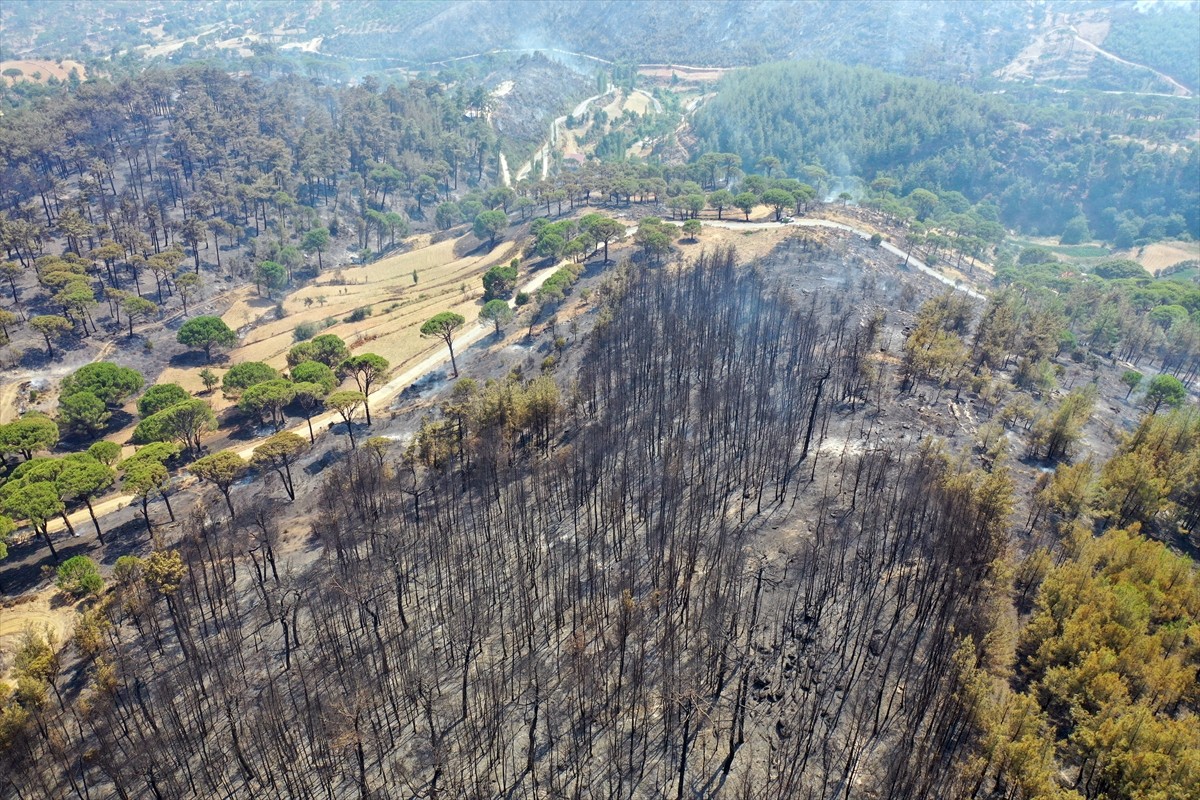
[2,0,1198,93]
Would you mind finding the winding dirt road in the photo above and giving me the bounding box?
[651,217,987,300]
[1071,34,1192,98]
[506,87,617,186]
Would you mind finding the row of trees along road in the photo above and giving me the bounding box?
[0,324,400,564]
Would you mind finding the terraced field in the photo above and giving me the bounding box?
[154,233,520,412]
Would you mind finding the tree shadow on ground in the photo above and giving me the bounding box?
[106,409,136,433]
[226,422,272,442]
[168,350,224,369]
[0,514,161,598]
[303,444,347,476]
[58,411,137,452]
[245,294,277,309]
[18,337,86,369]
[93,517,153,565]
[452,235,489,258]
[0,535,89,597]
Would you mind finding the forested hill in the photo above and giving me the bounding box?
[0,0,1029,83]
[0,64,503,248]
[1103,1,1200,94]
[321,0,1026,81]
[689,61,1200,241]
[5,1,1198,96]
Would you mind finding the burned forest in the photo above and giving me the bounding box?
[1,246,1026,798]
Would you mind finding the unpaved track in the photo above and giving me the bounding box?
[0,589,76,683]
[39,215,979,537]
[0,381,22,425]
[40,265,566,535]
[499,151,512,187]
[632,88,663,113]
[1071,34,1193,97]
[1,356,100,424]
[511,88,616,184]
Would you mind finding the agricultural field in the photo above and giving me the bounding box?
[159,234,519,408]
[1114,239,1200,275]
[1012,236,1200,276]
[0,59,86,84]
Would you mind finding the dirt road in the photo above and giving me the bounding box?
[36,214,980,537]
[41,264,566,535]
[1071,34,1192,97]
[499,151,512,187]
[645,217,987,300]
[508,87,615,185]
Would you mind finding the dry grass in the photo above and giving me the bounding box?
[0,589,74,684]
[1113,240,1200,274]
[1017,235,1199,276]
[622,91,652,116]
[154,233,519,417]
[9,231,522,457]
[677,225,794,261]
[599,95,625,121]
[0,59,86,85]
[637,66,727,84]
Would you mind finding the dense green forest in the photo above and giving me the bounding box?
[1104,3,1200,93]
[0,64,497,217]
[690,61,1200,241]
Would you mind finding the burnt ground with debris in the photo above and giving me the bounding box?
[2,226,1178,799]
[756,227,1169,550]
[486,53,591,164]
[0,225,1152,600]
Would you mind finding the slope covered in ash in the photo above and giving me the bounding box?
[0,247,1008,797]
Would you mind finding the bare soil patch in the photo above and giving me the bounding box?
[677,225,795,261]
[1074,17,1112,46]
[0,589,74,684]
[637,65,727,85]
[0,59,86,85]
[622,89,652,115]
[1114,240,1200,274]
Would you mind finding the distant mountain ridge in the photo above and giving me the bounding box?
[2,0,1197,94]
[320,0,1030,84]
